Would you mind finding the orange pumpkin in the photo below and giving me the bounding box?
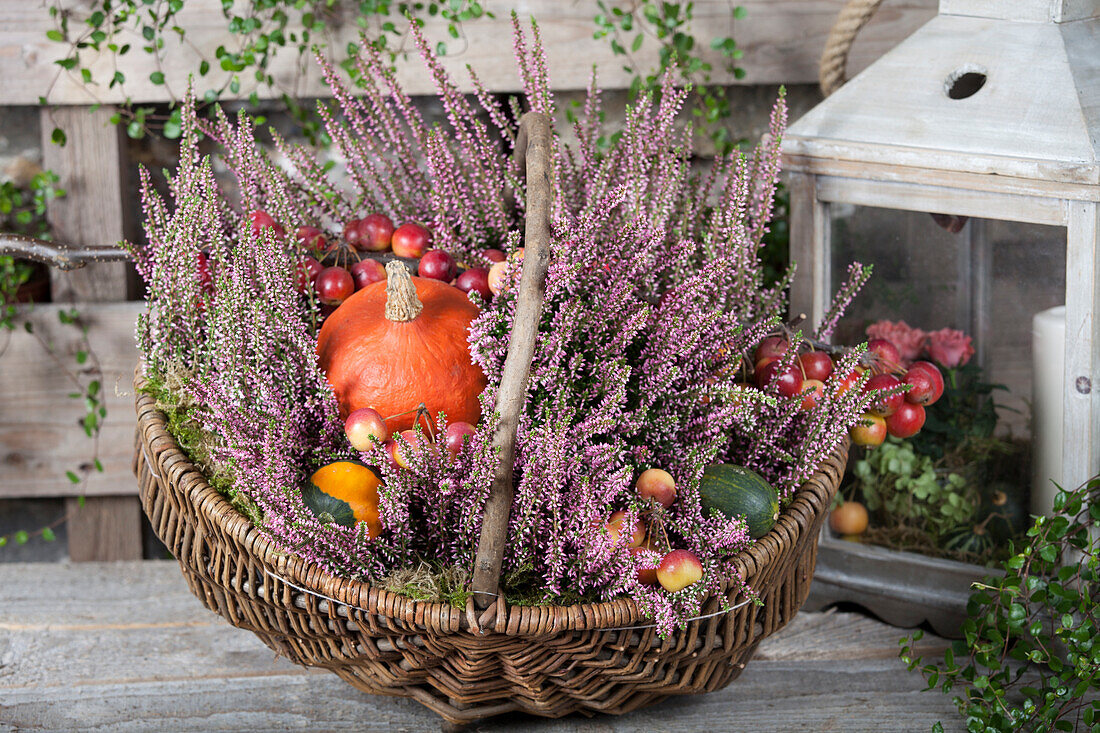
[304,461,383,538]
[317,261,486,432]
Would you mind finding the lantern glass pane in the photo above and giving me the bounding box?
[828,205,1067,497]
[828,205,968,344]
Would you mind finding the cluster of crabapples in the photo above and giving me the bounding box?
[246,209,516,308]
[344,406,476,469]
[750,335,856,411]
[751,334,943,447]
[606,469,704,593]
[849,339,945,447]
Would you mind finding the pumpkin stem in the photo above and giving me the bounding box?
[384,261,423,322]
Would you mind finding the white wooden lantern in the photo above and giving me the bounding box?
[783,0,1100,497]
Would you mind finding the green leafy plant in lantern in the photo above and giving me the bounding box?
[847,437,980,552]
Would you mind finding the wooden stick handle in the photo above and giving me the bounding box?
[0,233,127,270]
[470,111,554,610]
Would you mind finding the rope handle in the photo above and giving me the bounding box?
[819,0,885,97]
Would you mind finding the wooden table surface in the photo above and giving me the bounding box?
[0,561,962,732]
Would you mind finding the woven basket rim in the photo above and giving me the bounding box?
[135,367,844,635]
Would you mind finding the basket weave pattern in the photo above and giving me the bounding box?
[133,376,846,724]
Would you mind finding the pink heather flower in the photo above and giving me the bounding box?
[866,320,927,366]
[926,328,975,368]
[126,18,879,635]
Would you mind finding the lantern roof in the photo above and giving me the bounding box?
[783,0,1100,191]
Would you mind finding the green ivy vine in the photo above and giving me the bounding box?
[1,174,106,550]
[593,0,748,154]
[900,475,1100,731]
[42,0,493,143]
[42,0,753,153]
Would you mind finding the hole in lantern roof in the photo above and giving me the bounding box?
[945,67,987,100]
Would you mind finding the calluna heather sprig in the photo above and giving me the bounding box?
[130,17,875,634]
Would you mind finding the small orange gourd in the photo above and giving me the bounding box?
[317,261,486,432]
[303,461,384,538]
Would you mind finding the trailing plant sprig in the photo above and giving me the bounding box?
[900,475,1100,732]
[0,513,63,550]
[1,170,65,332]
[592,1,748,154]
[41,0,491,143]
[1,171,106,549]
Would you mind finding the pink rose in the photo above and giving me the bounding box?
[865,320,927,366]
[926,328,974,368]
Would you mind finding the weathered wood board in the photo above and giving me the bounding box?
[63,494,143,561]
[0,0,936,105]
[34,103,145,561]
[41,106,136,303]
[1064,201,1100,496]
[0,301,143,500]
[0,561,963,732]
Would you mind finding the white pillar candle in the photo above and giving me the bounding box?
[1031,306,1065,517]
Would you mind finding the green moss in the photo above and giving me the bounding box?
[140,369,262,526]
[500,562,602,607]
[379,561,471,608]
[375,560,603,609]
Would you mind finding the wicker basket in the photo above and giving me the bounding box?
[133,377,845,725]
[2,110,846,726]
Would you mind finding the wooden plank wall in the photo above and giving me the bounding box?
[42,107,136,302]
[1,0,936,104]
[36,104,143,560]
[0,302,142,499]
[0,0,937,559]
